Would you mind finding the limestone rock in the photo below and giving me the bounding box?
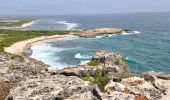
[102,91,135,100]
[92,50,131,78]
[121,77,162,99]
[76,28,124,38]
[7,75,101,100]
[59,65,101,77]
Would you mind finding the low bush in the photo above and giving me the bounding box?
[87,61,100,66]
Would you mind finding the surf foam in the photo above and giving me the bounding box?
[74,53,91,59]
[57,21,78,30]
[122,31,141,35]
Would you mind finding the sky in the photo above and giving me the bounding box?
[0,0,170,15]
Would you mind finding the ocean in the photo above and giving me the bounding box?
[18,12,170,73]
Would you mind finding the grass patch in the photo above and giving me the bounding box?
[0,20,32,27]
[10,54,24,61]
[87,61,100,66]
[0,29,69,52]
[114,60,120,65]
[9,64,20,70]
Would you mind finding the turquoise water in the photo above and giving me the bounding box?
[30,12,170,73]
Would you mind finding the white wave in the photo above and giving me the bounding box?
[30,43,70,69]
[57,21,78,30]
[121,31,141,35]
[21,21,35,28]
[95,35,105,38]
[74,53,91,59]
[134,31,141,34]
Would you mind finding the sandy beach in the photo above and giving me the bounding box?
[4,34,77,56]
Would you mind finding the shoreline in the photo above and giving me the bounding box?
[21,20,35,28]
[4,34,77,57]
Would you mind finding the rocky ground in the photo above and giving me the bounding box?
[0,51,170,100]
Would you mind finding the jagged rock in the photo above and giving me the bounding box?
[92,50,131,78]
[115,83,126,92]
[121,77,162,100]
[0,52,48,83]
[105,80,126,93]
[59,65,101,77]
[58,51,130,80]
[76,28,124,38]
[102,91,135,100]
[7,75,101,100]
[144,71,170,80]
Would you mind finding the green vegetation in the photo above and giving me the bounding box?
[0,29,69,52]
[115,60,120,65]
[87,61,100,66]
[10,54,24,61]
[143,74,155,83]
[9,64,20,70]
[82,73,110,92]
[0,21,32,27]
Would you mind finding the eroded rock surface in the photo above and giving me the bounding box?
[7,75,101,100]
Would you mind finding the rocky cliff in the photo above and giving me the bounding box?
[0,51,170,100]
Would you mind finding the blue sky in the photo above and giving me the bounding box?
[0,0,170,15]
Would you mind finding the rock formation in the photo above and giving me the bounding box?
[1,51,170,100]
[7,75,101,100]
[75,28,124,38]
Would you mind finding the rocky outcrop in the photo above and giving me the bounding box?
[58,65,102,77]
[104,76,167,100]
[92,50,131,78]
[7,75,101,100]
[0,52,48,83]
[58,51,131,79]
[76,28,124,38]
[1,51,170,100]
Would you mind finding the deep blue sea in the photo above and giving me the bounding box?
[21,12,170,73]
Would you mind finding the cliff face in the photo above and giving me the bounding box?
[1,51,170,100]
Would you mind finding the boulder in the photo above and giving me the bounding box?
[7,75,101,100]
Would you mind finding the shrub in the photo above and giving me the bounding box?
[114,60,120,65]
[143,74,155,83]
[94,73,110,92]
[87,61,100,66]
[82,73,110,92]
[10,54,24,61]
[9,64,20,70]
[82,76,94,82]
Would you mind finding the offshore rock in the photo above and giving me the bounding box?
[76,28,124,38]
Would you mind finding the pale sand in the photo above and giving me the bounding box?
[4,34,77,56]
[21,21,35,28]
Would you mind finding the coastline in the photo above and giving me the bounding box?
[4,34,77,57]
[21,20,35,28]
